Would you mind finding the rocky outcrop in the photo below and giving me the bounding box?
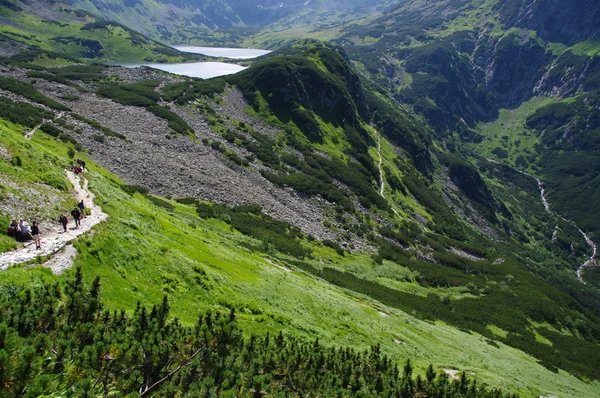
[477,29,547,108]
[496,0,600,45]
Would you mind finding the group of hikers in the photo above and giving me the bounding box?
[67,159,86,175]
[7,219,42,249]
[6,199,86,250]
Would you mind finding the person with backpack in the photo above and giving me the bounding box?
[31,220,41,250]
[7,219,18,238]
[59,214,68,232]
[71,208,81,228]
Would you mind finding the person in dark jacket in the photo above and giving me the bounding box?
[71,208,81,228]
[59,214,68,232]
[31,220,41,250]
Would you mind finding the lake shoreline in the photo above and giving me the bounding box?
[108,46,270,79]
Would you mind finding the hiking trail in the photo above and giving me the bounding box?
[24,112,64,140]
[0,170,108,273]
[376,130,399,215]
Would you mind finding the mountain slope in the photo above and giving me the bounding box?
[1,38,600,393]
[0,0,202,61]
[2,0,600,393]
[247,0,600,250]
[66,0,388,45]
[0,85,599,396]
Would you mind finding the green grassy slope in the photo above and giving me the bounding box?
[0,39,600,394]
[74,41,600,382]
[1,114,600,396]
[242,0,600,276]
[0,2,201,62]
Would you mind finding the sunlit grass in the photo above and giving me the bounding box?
[1,111,599,397]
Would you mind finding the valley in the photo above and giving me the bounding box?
[0,0,600,396]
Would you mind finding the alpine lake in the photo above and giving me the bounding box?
[112,46,271,79]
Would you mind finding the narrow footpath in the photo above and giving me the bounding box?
[0,170,108,272]
[376,130,398,214]
[24,112,64,140]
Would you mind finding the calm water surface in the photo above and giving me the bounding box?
[116,61,247,79]
[114,46,270,79]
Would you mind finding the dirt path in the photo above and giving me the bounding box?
[24,112,64,140]
[0,170,108,273]
[376,131,398,215]
[24,122,43,140]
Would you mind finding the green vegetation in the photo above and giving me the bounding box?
[0,268,517,397]
[97,81,192,135]
[1,3,600,391]
[191,201,310,259]
[0,76,69,111]
[1,104,600,396]
[0,5,202,62]
[0,98,53,128]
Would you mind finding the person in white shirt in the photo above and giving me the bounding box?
[19,219,32,240]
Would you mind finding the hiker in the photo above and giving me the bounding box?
[19,219,32,241]
[78,199,85,214]
[59,214,68,232]
[71,208,81,228]
[7,219,18,238]
[31,220,41,250]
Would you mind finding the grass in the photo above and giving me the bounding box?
[0,6,198,62]
[470,96,557,170]
[0,119,77,221]
[569,39,600,56]
[1,118,600,397]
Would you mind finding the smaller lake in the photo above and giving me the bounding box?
[113,46,270,79]
[173,46,271,59]
[116,62,247,79]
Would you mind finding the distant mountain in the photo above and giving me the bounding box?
[66,0,386,44]
[253,0,600,243]
[0,0,204,61]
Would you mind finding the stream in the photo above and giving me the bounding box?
[534,177,597,282]
[508,163,598,282]
[485,158,596,282]
[576,229,598,283]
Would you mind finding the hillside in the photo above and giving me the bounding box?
[1,0,600,395]
[1,37,600,395]
[64,0,390,46]
[245,0,600,270]
[0,0,205,61]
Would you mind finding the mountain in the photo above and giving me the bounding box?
[1,0,600,396]
[246,0,600,273]
[1,39,600,395]
[0,0,206,61]
[65,0,388,45]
